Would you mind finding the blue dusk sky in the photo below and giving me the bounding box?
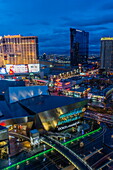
[0,0,113,55]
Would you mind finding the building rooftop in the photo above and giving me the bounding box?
[0,100,30,121]
[0,125,7,131]
[4,35,37,38]
[0,95,86,121]
[20,95,85,114]
[101,37,113,40]
[70,87,87,93]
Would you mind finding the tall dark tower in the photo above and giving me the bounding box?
[100,37,113,71]
[70,28,89,66]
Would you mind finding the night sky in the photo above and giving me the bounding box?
[0,0,113,55]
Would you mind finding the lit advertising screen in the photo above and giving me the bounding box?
[14,65,28,73]
[0,68,7,74]
[6,64,13,74]
[6,64,28,74]
[28,64,40,73]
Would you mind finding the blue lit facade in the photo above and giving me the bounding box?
[70,28,89,66]
[57,107,85,126]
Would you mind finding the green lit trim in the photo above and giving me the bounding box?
[63,127,102,145]
[3,127,102,170]
[3,148,53,170]
[42,140,80,170]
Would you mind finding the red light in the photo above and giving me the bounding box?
[0,122,6,126]
[9,69,14,75]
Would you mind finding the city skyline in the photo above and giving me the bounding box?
[0,0,113,55]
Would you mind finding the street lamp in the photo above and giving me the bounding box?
[43,144,46,151]
[16,165,20,169]
[63,137,66,142]
[8,157,11,165]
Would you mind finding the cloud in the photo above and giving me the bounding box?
[24,22,39,26]
[39,34,53,43]
[41,41,69,48]
[0,0,112,55]
[100,1,113,10]
[85,27,108,32]
[40,21,50,26]
[53,28,68,34]
[61,13,113,28]
[39,31,70,55]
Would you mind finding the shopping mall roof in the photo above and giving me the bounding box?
[19,95,85,114]
[0,95,87,121]
[0,125,7,131]
[0,100,30,121]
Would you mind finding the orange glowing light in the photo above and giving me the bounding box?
[65,82,70,85]
[58,84,62,86]
[56,79,61,82]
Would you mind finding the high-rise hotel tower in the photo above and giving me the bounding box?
[0,35,38,66]
[101,37,113,71]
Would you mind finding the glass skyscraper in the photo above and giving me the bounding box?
[70,28,89,66]
[101,37,113,71]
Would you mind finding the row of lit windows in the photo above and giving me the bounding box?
[59,107,83,119]
[58,116,81,125]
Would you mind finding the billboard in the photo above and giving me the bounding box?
[0,68,6,74]
[6,64,40,74]
[28,64,40,73]
[6,64,28,74]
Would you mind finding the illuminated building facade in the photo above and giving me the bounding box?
[70,28,89,66]
[0,84,87,159]
[101,37,113,71]
[0,126,9,159]
[0,35,38,66]
[20,95,87,131]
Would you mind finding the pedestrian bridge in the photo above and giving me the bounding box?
[41,136,92,170]
[9,131,30,141]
